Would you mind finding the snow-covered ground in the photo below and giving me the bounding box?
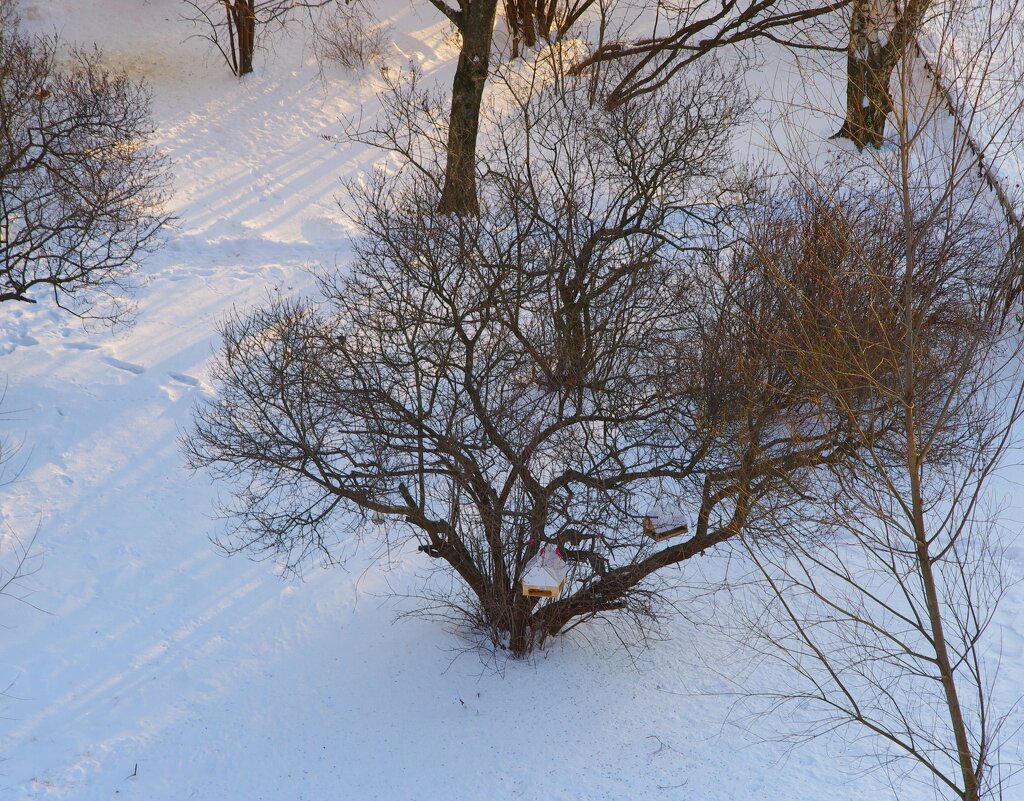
[0,2,1021,799]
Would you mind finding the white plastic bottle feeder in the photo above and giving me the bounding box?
[520,546,567,598]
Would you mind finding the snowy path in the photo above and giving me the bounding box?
[0,1,1019,800]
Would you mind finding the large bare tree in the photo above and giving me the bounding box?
[185,64,915,655]
[426,0,604,212]
[420,0,503,214]
[736,175,1022,801]
[832,0,933,146]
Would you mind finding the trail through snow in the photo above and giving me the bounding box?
[0,2,1020,800]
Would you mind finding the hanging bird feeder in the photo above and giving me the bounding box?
[520,546,567,598]
[643,509,690,542]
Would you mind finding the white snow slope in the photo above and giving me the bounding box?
[1,2,1022,800]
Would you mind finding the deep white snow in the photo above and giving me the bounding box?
[1,2,1021,800]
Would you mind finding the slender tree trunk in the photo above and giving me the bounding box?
[906,403,979,800]
[438,0,499,214]
[910,484,981,800]
[900,123,980,799]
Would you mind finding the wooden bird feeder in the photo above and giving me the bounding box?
[643,512,690,542]
[520,547,567,598]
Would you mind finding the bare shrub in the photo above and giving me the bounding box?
[313,0,390,72]
[0,6,170,322]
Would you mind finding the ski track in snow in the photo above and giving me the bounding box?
[0,2,1021,800]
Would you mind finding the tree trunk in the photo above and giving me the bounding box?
[438,0,499,215]
[835,0,891,146]
[235,0,256,77]
[900,133,980,800]
[911,496,980,801]
[905,409,980,800]
[508,594,535,656]
[834,0,933,148]
[505,0,563,56]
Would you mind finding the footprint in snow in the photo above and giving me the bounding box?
[102,356,146,375]
[64,341,100,351]
[161,373,206,402]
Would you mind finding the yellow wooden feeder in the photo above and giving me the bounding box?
[643,511,690,542]
[520,547,568,598]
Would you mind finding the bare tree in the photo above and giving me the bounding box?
[0,9,170,321]
[568,0,1015,158]
[418,0,502,214]
[185,62,912,656]
[184,0,334,76]
[736,181,1022,800]
[422,0,600,212]
[722,17,1024,791]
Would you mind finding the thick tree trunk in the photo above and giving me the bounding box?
[438,0,499,215]
[834,0,934,148]
[236,0,256,76]
[835,0,891,146]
